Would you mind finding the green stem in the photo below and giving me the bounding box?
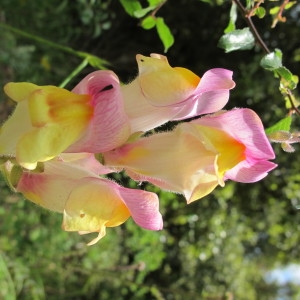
[0,22,109,68]
[59,59,89,88]
[0,22,83,58]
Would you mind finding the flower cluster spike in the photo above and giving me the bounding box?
[0,53,276,245]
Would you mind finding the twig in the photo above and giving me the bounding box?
[233,0,270,53]
[232,0,299,115]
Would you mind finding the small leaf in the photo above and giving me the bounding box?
[277,67,298,90]
[270,6,280,15]
[260,49,282,70]
[147,0,164,5]
[224,2,237,33]
[218,28,255,52]
[156,17,174,53]
[255,7,266,18]
[265,116,292,134]
[119,0,142,17]
[133,6,154,18]
[141,16,156,30]
[285,1,296,10]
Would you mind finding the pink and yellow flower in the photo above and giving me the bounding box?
[0,71,130,169]
[14,153,163,245]
[120,53,236,132]
[103,109,277,203]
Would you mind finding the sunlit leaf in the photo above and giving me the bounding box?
[265,116,292,134]
[141,16,157,30]
[218,28,255,52]
[270,6,280,15]
[133,6,154,18]
[277,67,298,90]
[255,7,266,18]
[260,49,282,70]
[224,2,237,33]
[147,0,164,5]
[119,0,142,17]
[156,17,174,53]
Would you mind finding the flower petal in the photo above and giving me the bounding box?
[16,154,109,211]
[193,108,277,182]
[62,177,131,245]
[121,81,183,132]
[0,101,32,156]
[104,124,227,203]
[2,83,93,169]
[67,70,131,153]
[136,54,200,106]
[122,54,235,132]
[4,82,37,102]
[225,160,277,183]
[117,187,163,230]
[17,172,76,212]
[172,69,235,119]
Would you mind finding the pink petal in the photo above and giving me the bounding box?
[195,108,275,160]
[194,108,276,182]
[225,160,277,183]
[117,186,163,230]
[172,68,235,120]
[173,90,230,120]
[196,68,235,93]
[67,71,131,153]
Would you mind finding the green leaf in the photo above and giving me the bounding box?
[141,16,156,30]
[147,0,164,5]
[260,50,298,90]
[285,1,296,10]
[277,67,298,90]
[156,17,174,53]
[224,2,237,33]
[255,7,266,18]
[260,49,282,70]
[218,28,255,52]
[270,6,280,15]
[133,6,154,18]
[119,0,142,17]
[265,116,292,134]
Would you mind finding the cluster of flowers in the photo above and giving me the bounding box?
[0,54,276,245]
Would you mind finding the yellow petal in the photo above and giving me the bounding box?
[16,122,89,169]
[62,178,131,244]
[28,86,92,127]
[4,82,38,102]
[136,54,200,106]
[0,101,32,156]
[194,125,246,177]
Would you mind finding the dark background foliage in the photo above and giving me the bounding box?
[0,0,300,299]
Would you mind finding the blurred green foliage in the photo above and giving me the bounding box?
[1,0,300,299]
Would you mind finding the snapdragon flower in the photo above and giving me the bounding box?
[103,109,277,203]
[13,153,163,245]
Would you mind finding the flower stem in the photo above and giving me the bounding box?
[0,22,81,57]
[59,59,89,88]
[0,22,108,66]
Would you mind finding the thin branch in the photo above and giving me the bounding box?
[232,0,299,115]
[233,0,270,53]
